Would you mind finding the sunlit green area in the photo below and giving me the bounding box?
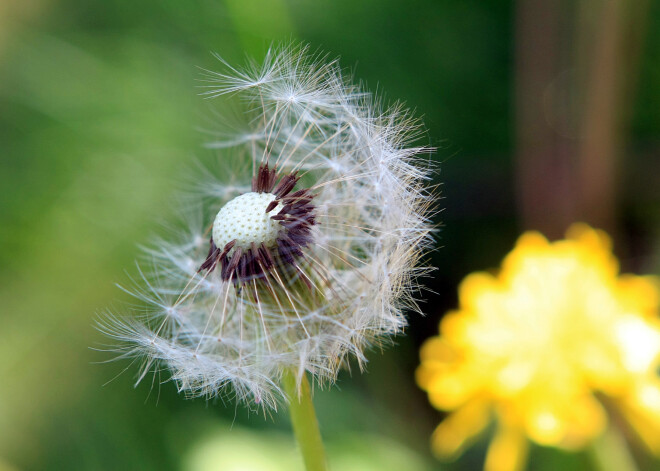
[1,1,659,470]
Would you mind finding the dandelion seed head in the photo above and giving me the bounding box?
[101,43,435,410]
[212,192,282,252]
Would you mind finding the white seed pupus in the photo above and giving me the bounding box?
[212,192,282,251]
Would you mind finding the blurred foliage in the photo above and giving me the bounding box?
[0,0,658,470]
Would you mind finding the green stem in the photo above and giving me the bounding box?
[282,371,328,471]
[588,424,639,471]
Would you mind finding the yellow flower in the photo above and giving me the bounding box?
[417,224,660,471]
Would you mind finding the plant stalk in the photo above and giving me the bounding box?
[283,371,328,471]
[588,424,638,471]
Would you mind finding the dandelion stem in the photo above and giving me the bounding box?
[283,371,328,471]
[587,424,639,471]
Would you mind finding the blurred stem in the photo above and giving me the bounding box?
[514,0,568,238]
[514,0,649,238]
[576,0,627,235]
[283,371,328,471]
[588,425,639,471]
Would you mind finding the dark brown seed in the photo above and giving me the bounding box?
[273,173,299,198]
[225,247,243,280]
[265,200,278,213]
[220,240,236,258]
[252,163,279,193]
[199,237,220,272]
[259,243,275,268]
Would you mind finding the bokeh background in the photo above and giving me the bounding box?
[1,0,659,470]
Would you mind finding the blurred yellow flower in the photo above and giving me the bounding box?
[417,224,660,471]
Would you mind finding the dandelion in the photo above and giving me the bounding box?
[100,44,434,470]
[417,224,660,471]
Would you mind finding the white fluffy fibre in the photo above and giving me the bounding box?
[100,44,435,410]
